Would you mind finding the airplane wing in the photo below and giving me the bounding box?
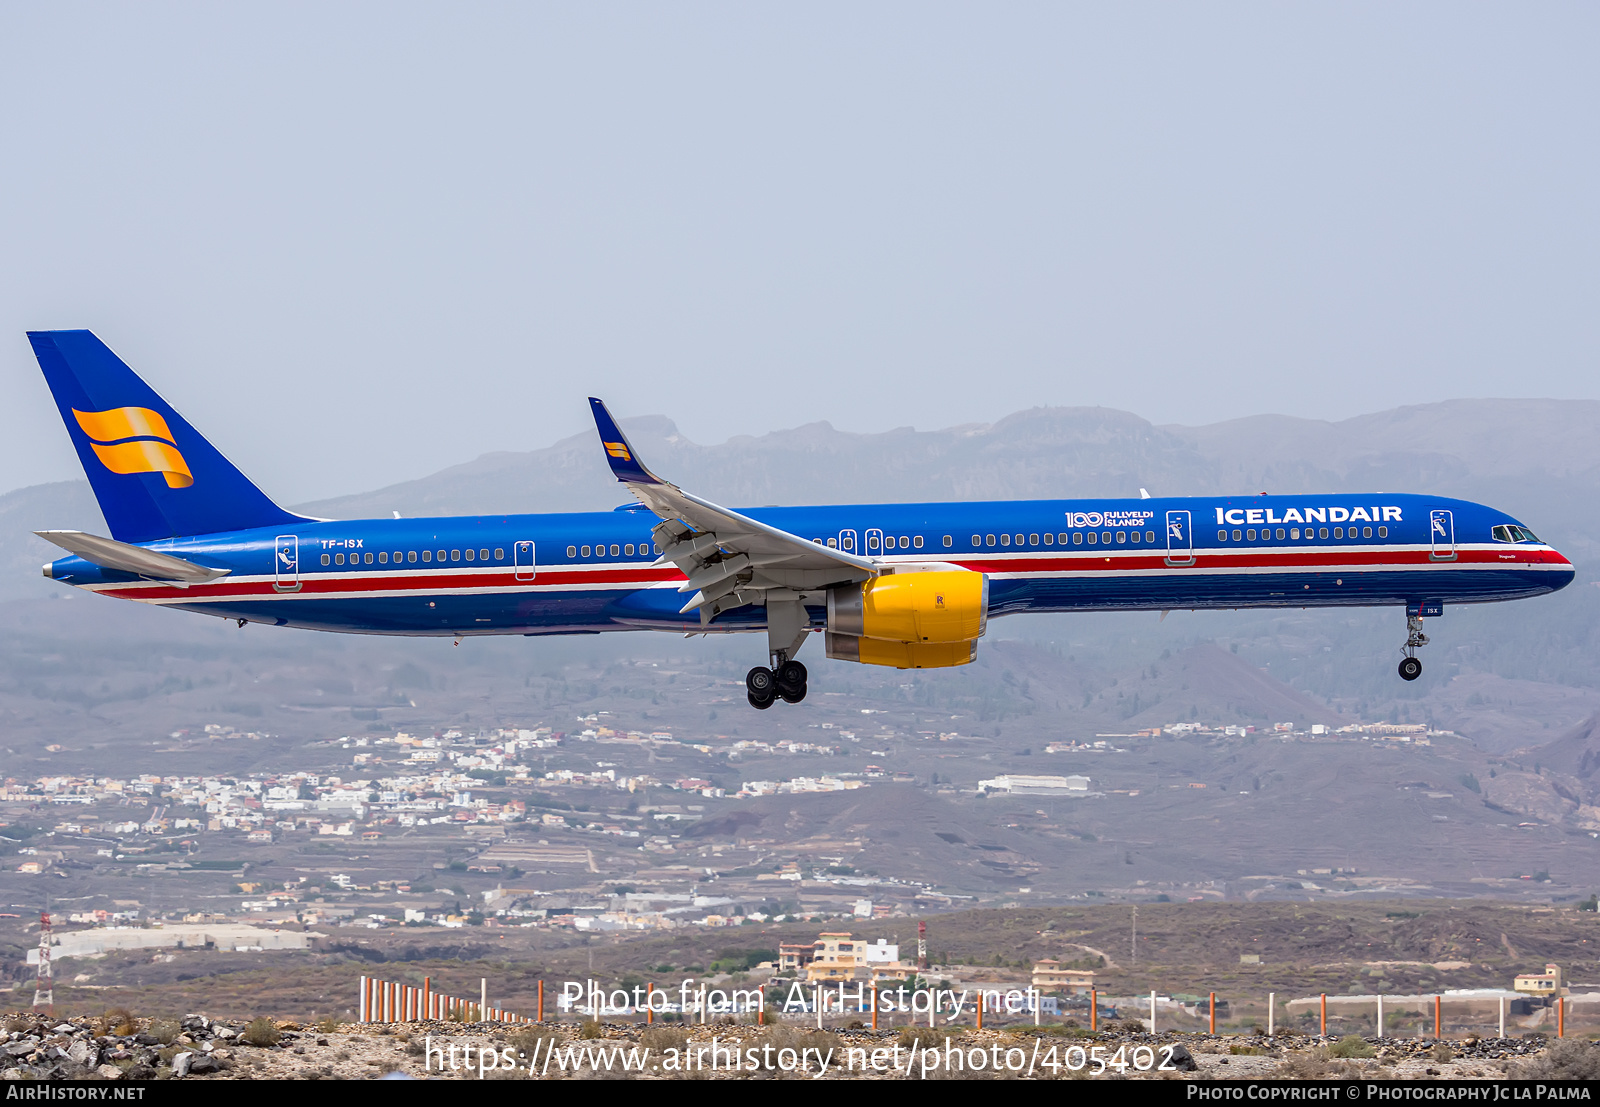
[588,398,876,623]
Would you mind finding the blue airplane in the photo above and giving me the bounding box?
[29,330,1574,709]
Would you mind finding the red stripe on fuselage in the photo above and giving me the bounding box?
[84,545,1568,603]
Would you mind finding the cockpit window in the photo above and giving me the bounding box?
[1492,524,1542,544]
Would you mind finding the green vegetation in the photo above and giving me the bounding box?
[1329,1035,1374,1058]
[241,1017,281,1046]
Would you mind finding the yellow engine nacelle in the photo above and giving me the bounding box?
[825,567,988,669]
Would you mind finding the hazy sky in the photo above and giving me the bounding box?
[3,4,1596,504]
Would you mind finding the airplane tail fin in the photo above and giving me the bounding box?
[28,330,308,542]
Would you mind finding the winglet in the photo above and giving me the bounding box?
[588,398,664,486]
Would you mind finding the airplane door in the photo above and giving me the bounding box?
[514,540,537,581]
[1164,510,1194,566]
[838,529,859,555]
[274,535,301,593]
[864,528,884,555]
[1429,510,1456,561]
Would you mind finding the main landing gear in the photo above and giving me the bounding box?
[747,595,812,709]
[1398,611,1429,682]
[747,659,807,709]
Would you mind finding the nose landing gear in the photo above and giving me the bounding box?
[1398,611,1429,681]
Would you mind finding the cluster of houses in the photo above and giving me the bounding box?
[1089,721,1449,746]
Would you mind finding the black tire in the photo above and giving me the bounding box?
[777,659,807,690]
[779,682,807,705]
[1398,656,1422,681]
[748,690,775,710]
[746,666,775,697]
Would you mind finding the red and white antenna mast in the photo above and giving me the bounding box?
[917,919,927,970]
[32,905,53,1013]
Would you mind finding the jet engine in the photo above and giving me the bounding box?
[824,567,988,669]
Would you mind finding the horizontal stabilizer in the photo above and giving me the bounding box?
[37,530,231,584]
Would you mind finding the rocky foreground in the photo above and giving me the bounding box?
[1,1011,1594,1081]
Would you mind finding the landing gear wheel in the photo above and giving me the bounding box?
[776,660,807,698]
[748,690,775,710]
[1398,656,1422,681]
[746,666,775,697]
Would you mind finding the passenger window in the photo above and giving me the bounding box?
[1145,531,1155,543]
[335,553,345,565]
[625,543,635,556]
[451,550,461,562]
[1043,533,1054,546]
[914,535,924,549]
[1232,529,1242,541]
[1116,531,1126,544]
[408,550,417,563]
[422,550,432,562]
[1015,534,1024,545]
[1060,533,1070,544]
[827,538,837,548]
[1318,528,1329,539]
[393,550,402,562]
[362,552,371,564]
[1333,527,1343,539]
[1000,534,1011,546]
[321,553,330,566]
[1087,532,1098,545]
[653,543,662,553]
[1218,530,1228,542]
[610,544,620,557]
[1246,529,1256,541]
[465,549,475,562]
[1130,531,1140,543]
[579,545,589,557]
[437,549,446,561]
[1275,528,1285,540]
[1029,533,1040,546]
[379,551,388,564]
[492,548,501,560]
[1362,527,1372,539]
[1073,533,1083,546]
[944,536,953,548]
[1290,528,1299,540]
[1378,526,1387,538]
[567,545,577,557]
[986,535,996,546]
[843,535,856,550]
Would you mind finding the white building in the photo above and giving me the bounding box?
[978,774,1090,796]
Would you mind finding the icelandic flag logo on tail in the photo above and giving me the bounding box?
[73,407,193,488]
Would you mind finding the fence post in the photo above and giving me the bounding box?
[1377,994,1383,1038]
[1558,997,1564,1038]
[1090,988,1097,1033]
[1150,990,1156,1035]
[1320,994,1326,1037]
[1209,992,1216,1036]
[1498,995,1505,1039]
[1267,992,1274,1037]
[1434,996,1441,1039]
[647,983,654,1025]
[976,990,984,1031]
[538,980,544,1023]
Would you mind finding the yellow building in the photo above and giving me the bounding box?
[1513,963,1565,997]
[805,933,866,982]
[1032,960,1096,993]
